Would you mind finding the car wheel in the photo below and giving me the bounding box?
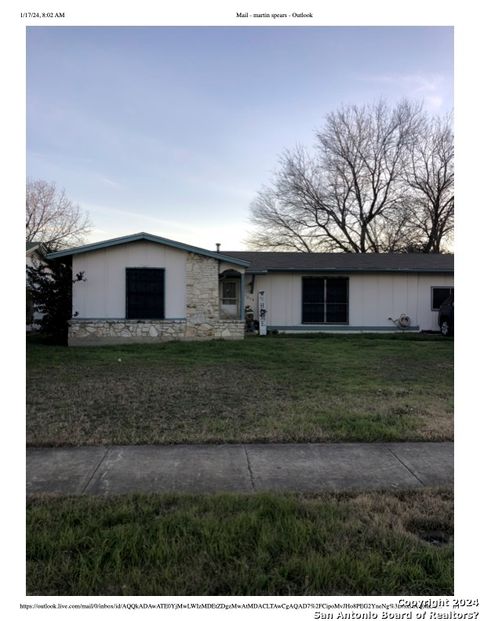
[440,319,452,337]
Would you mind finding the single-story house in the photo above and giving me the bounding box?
[46,232,454,346]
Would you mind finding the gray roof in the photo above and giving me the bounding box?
[44,231,454,274]
[221,251,454,274]
[26,241,47,255]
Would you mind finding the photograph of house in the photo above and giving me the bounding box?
[23,19,459,600]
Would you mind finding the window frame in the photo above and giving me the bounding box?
[302,276,349,325]
[221,280,238,306]
[125,267,165,320]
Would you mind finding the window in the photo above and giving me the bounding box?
[221,281,237,305]
[302,277,348,324]
[126,268,165,319]
[431,287,454,311]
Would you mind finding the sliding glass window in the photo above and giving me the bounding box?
[302,277,348,324]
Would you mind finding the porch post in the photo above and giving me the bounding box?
[239,272,245,320]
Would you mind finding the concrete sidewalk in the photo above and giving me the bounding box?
[26,442,453,496]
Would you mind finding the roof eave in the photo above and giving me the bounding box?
[246,267,454,274]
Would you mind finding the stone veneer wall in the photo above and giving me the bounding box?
[68,319,245,345]
[68,252,245,345]
[185,253,219,322]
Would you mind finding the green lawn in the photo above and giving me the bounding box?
[26,334,453,446]
[26,489,453,596]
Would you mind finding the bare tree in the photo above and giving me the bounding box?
[402,115,454,253]
[248,100,453,253]
[26,180,92,251]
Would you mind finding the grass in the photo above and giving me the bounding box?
[26,333,453,446]
[26,489,453,596]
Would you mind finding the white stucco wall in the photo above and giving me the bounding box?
[72,241,187,319]
[249,272,454,331]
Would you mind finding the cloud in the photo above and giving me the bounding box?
[99,176,122,189]
[356,72,448,111]
[83,202,250,249]
[359,72,443,90]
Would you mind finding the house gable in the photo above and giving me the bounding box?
[47,231,249,268]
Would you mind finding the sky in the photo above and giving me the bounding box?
[26,26,454,250]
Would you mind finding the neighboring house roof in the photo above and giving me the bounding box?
[26,241,47,257]
[222,251,454,274]
[46,232,250,267]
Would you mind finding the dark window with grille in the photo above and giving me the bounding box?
[302,277,348,324]
[431,287,454,311]
[126,268,165,319]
